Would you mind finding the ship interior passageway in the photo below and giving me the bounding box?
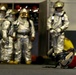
[0,0,76,68]
[0,2,48,65]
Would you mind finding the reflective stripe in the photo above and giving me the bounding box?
[52,16,54,20]
[62,17,64,20]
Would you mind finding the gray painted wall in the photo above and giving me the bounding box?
[47,0,76,30]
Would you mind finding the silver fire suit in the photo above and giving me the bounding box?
[0,12,6,61]
[13,17,35,63]
[1,20,13,62]
[47,11,69,54]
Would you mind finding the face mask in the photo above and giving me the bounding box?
[21,17,27,22]
[21,17,27,19]
[55,11,63,16]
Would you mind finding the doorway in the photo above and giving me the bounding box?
[0,1,48,57]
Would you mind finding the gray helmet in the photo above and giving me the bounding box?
[54,1,64,8]
[0,5,6,11]
[5,9,18,17]
[20,8,29,18]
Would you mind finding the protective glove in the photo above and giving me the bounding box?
[56,28,61,33]
[2,38,9,45]
[30,37,35,42]
[3,37,8,41]
[50,29,56,34]
[13,37,17,42]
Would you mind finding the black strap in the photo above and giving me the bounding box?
[51,12,66,26]
[8,21,12,31]
[61,12,66,25]
[27,18,32,28]
[61,12,66,17]
[51,13,55,25]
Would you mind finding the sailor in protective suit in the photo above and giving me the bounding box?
[63,37,75,68]
[0,5,6,33]
[0,5,6,62]
[1,9,18,63]
[47,1,73,68]
[11,8,35,64]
